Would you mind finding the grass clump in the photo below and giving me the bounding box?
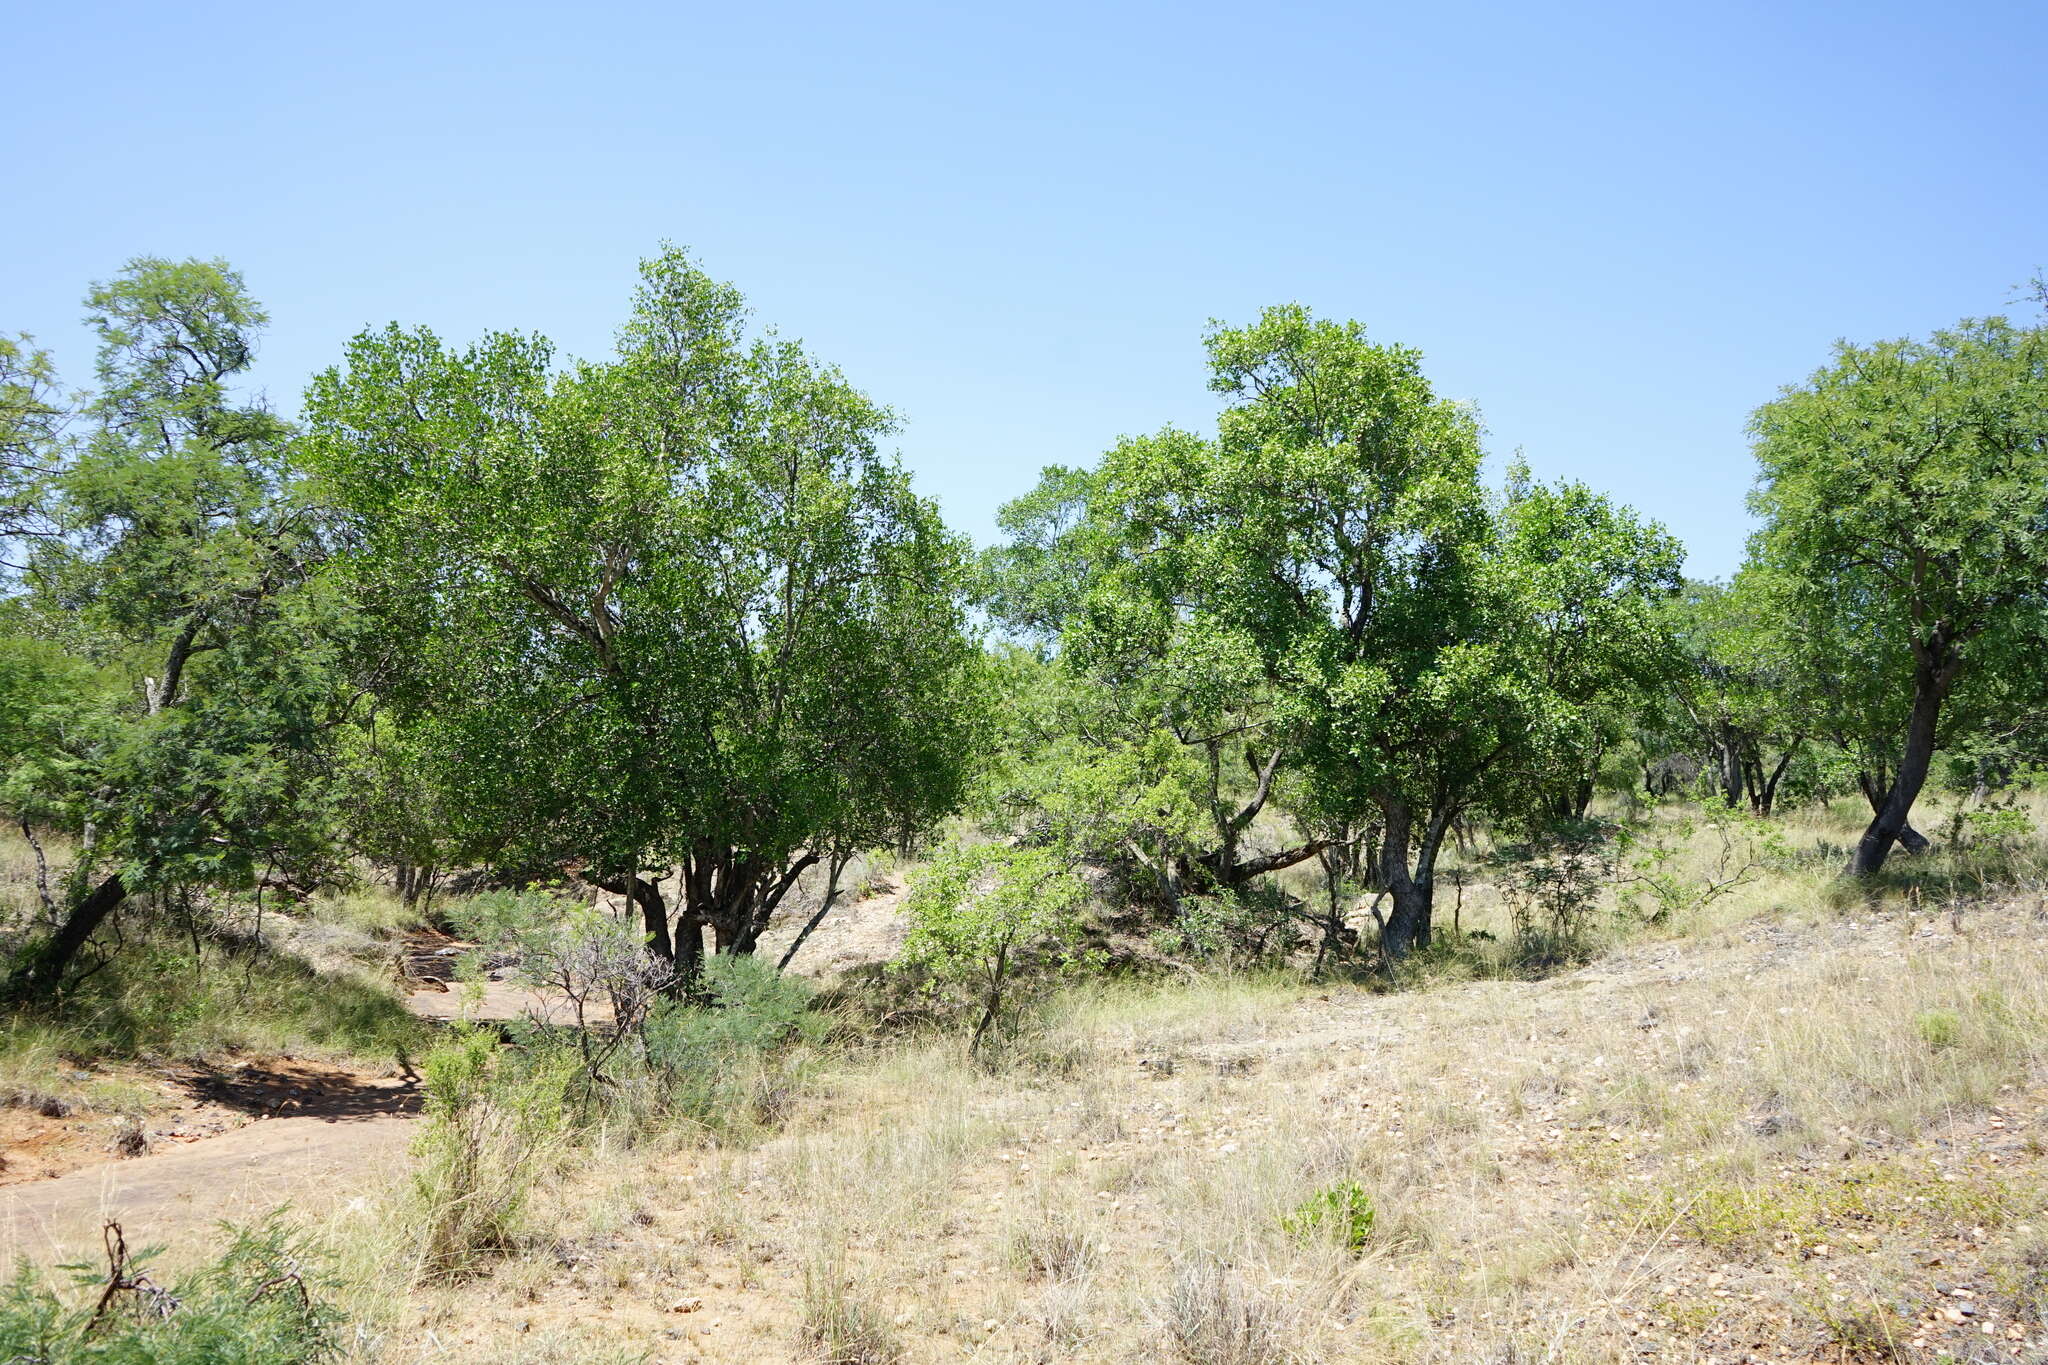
[1160,1256,1291,1365]
[798,1253,902,1364]
[408,1024,574,1280]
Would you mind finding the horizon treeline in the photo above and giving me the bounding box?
[3,249,2046,997]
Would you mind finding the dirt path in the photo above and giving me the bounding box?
[3,985,449,1260]
[0,887,917,1264]
[0,1090,419,1259]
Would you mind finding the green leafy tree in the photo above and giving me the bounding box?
[995,306,1680,957]
[901,842,1088,1054]
[304,248,981,978]
[1663,576,1807,816]
[4,259,348,999]
[1746,316,2048,875]
[0,333,67,572]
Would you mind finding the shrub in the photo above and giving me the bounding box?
[641,953,821,1138]
[0,1218,344,1363]
[1489,818,1620,945]
[1148,887,1303,968]
[1616,812,1782,924]
[1914,1008,1962,1050]
[900,843,1091,1055]
[1282,1180,1375,1252]
[409,1024,572,1279]
[1006,1210,1095,1281]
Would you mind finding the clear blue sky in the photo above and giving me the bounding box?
[7,0,2043,579]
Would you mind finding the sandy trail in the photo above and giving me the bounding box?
[0,891,914,1263]
[4,989,442,1259]
[0,1095,418,1259]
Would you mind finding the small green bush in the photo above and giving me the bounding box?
[0,1218,343,1363]
[641,953,820,1137]
[1282,1180,1376,1251]
[1914,1008,1962,1050]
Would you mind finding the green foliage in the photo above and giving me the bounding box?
[902,843,1090,1050]
[409,1023,573,1279]
[1914,1008,1962,1051]
[331,713,460,903]
[441,887,583,961]
[1147,886,1303,968]
[1487,819,1620,946]
[1746,314,2048,872]
[0,1218,343,1363]
[3,257,357,999]
[1653,576,1810,815]
[1282,1180,1376,1252]
[987,304,1682,955]
[640,953,820,1136]
[304,246,982,962]
[0,331,65,570]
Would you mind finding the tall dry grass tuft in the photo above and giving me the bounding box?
[408,1024,574,1280]
[799,1249,903,1365]
[1160,1254,1294,1365]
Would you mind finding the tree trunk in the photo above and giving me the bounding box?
[587,867,679,970]
[1754,743,1799,818]
[1716,727,1745,809]
[1191,840,1331,892]
[1856,770,1930,854]
[7,873,128,1000]
[777,852,851,972]
[1850,659,1951,877]
[1376,802,1430,959]
[1381,878,1431,958]
[627,872,675,963]
[672,907,705,985]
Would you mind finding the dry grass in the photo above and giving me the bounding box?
[303,795,2048,1363]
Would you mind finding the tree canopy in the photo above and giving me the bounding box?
[1747,316,2048,875]
[303,248,983,977]
[986,306,1681,955]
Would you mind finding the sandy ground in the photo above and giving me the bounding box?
[0,884,915,1269]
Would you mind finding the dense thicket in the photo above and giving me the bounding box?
[303,249,980,980]
[3,252,2045,998]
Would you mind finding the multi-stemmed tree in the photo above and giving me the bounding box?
[305,249,981,979]
[989,305,1681,955]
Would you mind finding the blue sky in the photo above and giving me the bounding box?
[7,0,2043,579]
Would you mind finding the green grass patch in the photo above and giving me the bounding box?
[1620,1158,2039,1255]
[0,924,425,1095]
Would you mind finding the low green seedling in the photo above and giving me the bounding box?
[1283,1181,1376,1251]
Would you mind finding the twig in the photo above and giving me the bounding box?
[19,817,55,919]
[85,1221,178,1335]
